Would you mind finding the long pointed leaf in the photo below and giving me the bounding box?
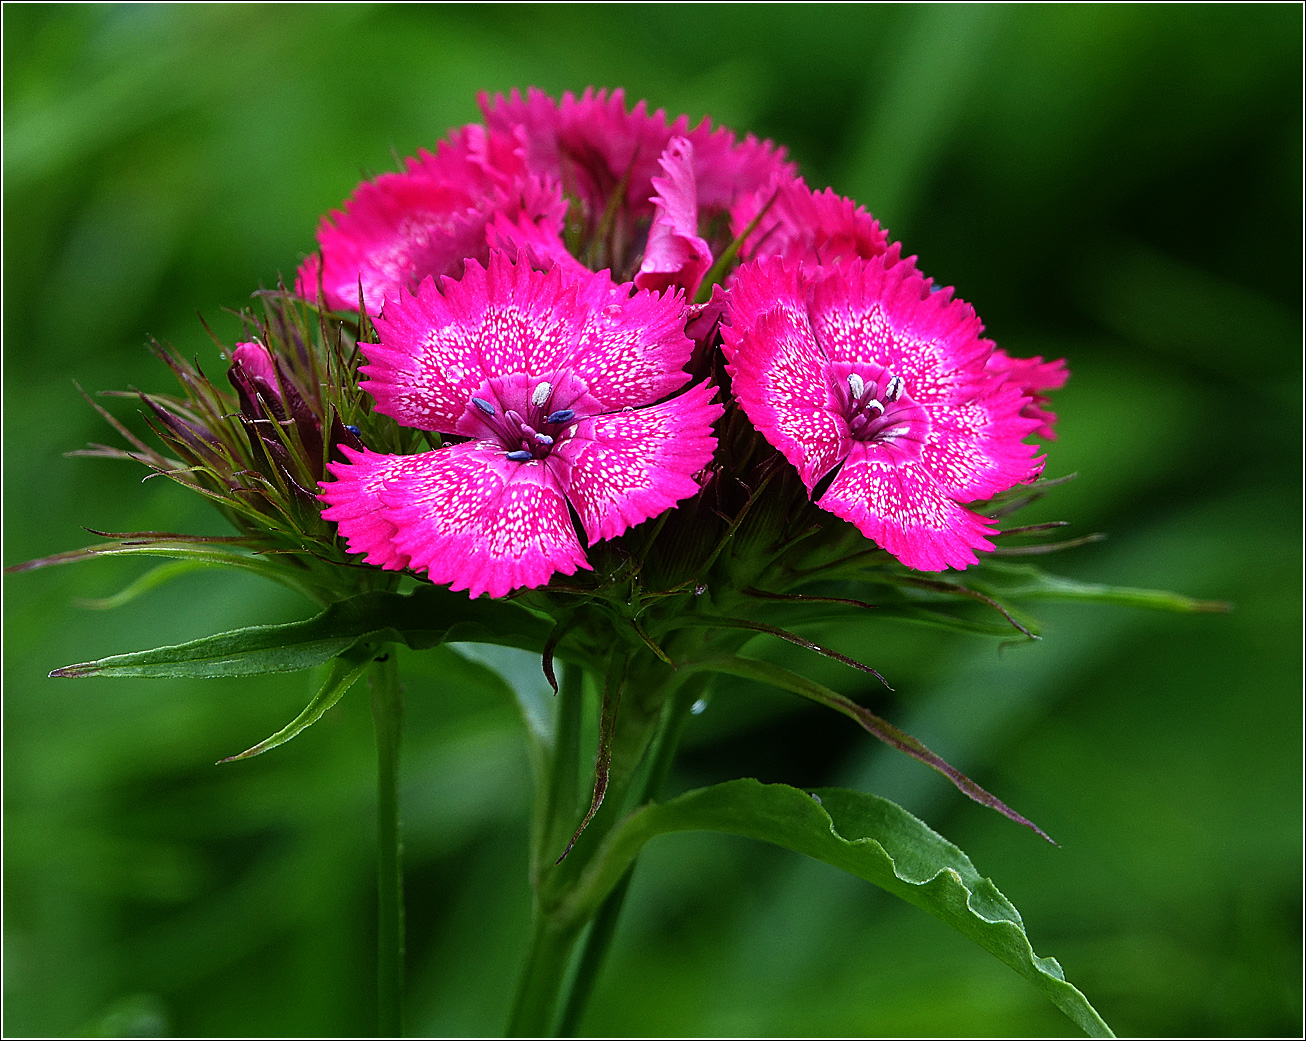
[50,585,551,679]
[680,654,1053,843]
[974,561,1230,612]
[558,650,628,863]
[668,614,892,689]
[567,780,1112,1037]
[217,643,375,761]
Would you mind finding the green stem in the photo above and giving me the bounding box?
[506,913,585,1037]
[537,663,584,874]
[370,650,404,1038]
[553,676,709,1036]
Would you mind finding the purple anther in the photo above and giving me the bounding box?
[472,397,496,417]
[505,449,533,461]
[546,409,575,424]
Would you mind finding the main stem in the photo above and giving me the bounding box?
[508,666,706,1037]
[370,651,404,1038]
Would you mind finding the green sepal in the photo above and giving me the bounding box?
[217,642,376,762]
[568,779,1114,1038]
[49,584,551,679]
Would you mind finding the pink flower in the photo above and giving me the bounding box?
[319,252,721,598]
[296,125,567,315]
[480,87,794,289]
[722,254,1049,572]
[985,349,1069,440]
[731,175,891,267]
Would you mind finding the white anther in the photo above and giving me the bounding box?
[866,398,884,415]
[531,381,553,408]
[847,373,865,399]
[884,375,905,402]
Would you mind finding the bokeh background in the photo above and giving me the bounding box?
[4,5,1300,1037]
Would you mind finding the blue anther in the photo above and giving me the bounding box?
[506,449,533,461]
[545,408,575,424]
[344,424,361,436]
[534,433,555,446]
[472,397,496,416]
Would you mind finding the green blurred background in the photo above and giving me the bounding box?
[3,4,1300,1036]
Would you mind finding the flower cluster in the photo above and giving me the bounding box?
[303,87,1065,596]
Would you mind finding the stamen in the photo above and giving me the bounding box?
[472,396,495,417]
[847,373,865,400]
[884,375,905,402]
[531,381,553,407]
[546,408,576,424]
[866,398,884,416]
[505,449,532,461]
[534,433,554,446]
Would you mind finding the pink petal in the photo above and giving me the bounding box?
[732,175,890,267]
[362,253,586,432]
[376,440,588,599]
[721,258,846,488]
[820,449,997,571]
[987,349,1069,440]
[480,86,793,230]
[231,342,277,384]
[486,208,590,278]
[806,255,990,406]
[297,173,492,316]
[319,447,416,571]
[551,381,722,544]
[569,277,696,410]
[636,136,714,297]
[918,383,1043,500]
[295,124,555,316]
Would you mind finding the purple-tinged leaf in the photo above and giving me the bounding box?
[679,655,1054,844]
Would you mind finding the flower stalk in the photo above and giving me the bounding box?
[369,650,405,1038]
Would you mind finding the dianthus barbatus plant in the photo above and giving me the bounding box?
[12,86,1224,1038]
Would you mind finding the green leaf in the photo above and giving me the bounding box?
[50,584,552,679]
[6,533,292,587]
[75,559,210,610]
[216,642,375,762]
[973,561,1231,612]
[571,779,1113,1037]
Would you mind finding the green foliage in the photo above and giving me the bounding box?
[48,586,551,679]
[577,780,1113,1036]
[4,4,1298,1037]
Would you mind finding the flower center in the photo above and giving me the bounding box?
[468,380,578,463]
[841,370,912,442]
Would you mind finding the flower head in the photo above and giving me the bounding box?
[480,87,794,288]
[320,252,721,598]
[296,125,566,315]
[722,254,1050,571]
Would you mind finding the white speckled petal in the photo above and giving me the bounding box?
[820,447,996,572]
[372,440,588,598]
[551,381,721,544]
[807,256,991,405]
[319,447,421,572]
[722,259,846,489]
